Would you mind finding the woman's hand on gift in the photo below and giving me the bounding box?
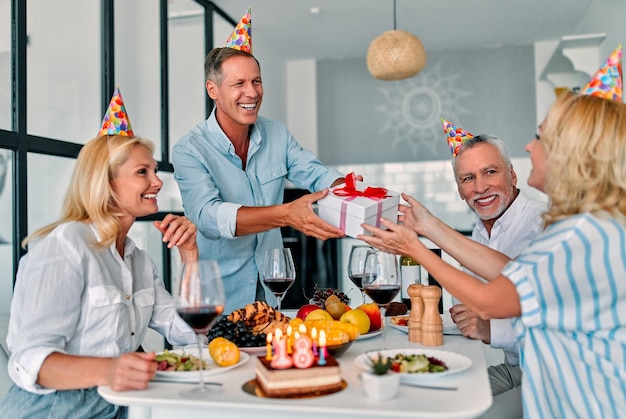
[357,217,424,258]
[398,193,436,237]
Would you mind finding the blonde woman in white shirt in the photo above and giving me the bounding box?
[0,135,198,418]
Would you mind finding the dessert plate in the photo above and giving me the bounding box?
[354,348,472,383]
[154,346,249,383]
[242,379,347,399]
[356,329,383,340]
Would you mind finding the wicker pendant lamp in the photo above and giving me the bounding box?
[366,0,427,81]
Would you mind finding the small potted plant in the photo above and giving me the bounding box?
[360,353,400,401]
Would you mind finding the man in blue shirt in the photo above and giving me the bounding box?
[173,47,351,312]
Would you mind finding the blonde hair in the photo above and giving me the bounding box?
[541,93,626,226]
[22,135,155,248]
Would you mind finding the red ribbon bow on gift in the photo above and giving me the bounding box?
[333,172,389,199]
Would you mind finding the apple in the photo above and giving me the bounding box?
[339,308,370,335]
[296,304,322,321]
[304,309,334,322]
[357,303,381,331]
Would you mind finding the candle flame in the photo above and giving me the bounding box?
[286,325,292,336]
[275,329,283,340]
[311,327,317,339]
[267,332,272,344]
[294,331,300,339]
[319,329,326,346]
[299,323,307,334]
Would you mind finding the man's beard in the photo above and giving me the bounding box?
[469,191,510,221]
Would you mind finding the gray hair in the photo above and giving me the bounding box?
[451,134,512,177]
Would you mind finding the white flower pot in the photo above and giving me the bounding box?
[361,371,400,401]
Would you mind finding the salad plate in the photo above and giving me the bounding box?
[154,346,249,383]
[354,348,472,383]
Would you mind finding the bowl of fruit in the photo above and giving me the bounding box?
[326,340,354,358]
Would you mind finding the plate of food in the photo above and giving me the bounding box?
[389,315,409,333]
[354,348,472,383]
[389,315,462,335]
[356,329,383,340]
[154,346,249,383]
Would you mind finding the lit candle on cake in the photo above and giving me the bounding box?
[318,330,327,366]
[270,329,293,369]
[310,327,319,356]
[286,325,293,354]
[292,333,314,369]
[265,332,273,361]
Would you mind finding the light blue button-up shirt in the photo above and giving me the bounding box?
[173,111,343,313]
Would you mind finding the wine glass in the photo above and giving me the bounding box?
[348,244,374,304]
[262,248,296,311]
[362,250,400,349]
[174,260,225,398]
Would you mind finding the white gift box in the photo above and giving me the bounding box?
[317,180,400,238]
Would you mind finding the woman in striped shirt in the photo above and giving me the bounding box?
[359,92,626,418]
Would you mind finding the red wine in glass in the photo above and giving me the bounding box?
[262,248,296,311]
[361,250,400,349]
[349,273,364,289]
[348,245,374,303]
[364,285,400,306]
[177,305,223,334]
[263,277,295,295]
[174,260,225,398]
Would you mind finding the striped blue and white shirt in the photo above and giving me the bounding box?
[503,213,626,418]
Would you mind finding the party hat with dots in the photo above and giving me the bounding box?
[224,7,252,54]
[580,44,622,101]
[97,86,134,137]
[441,118,474,158]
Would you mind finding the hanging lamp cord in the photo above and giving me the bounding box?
[393,0,397,30]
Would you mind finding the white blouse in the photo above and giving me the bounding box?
[7,222,196,394]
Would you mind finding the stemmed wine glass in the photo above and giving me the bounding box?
[262,248,296,311]
[348,244,374,304]
[174,260,225,398]
[362,250,400,349]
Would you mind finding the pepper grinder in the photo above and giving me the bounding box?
[420,285,443,346]
[407,284,424,343]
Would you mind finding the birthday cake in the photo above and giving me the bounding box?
[254,356,343,397]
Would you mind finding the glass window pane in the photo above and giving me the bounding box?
[213,10,234,47]
[0,149,12,313]
[0,0,11,131]
[115,0,161,152]
[168,0,206,155]
[126,221,182,290]
[27,153,74,234]
[157,171,184,213]
[26,0,100,143]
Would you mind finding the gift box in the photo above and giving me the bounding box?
[317,175,400,238]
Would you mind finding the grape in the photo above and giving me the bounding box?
[207,315,263,347]
[307,285,350,305]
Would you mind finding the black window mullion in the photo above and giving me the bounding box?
[101,0,115,112]
[11,0,28,283]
